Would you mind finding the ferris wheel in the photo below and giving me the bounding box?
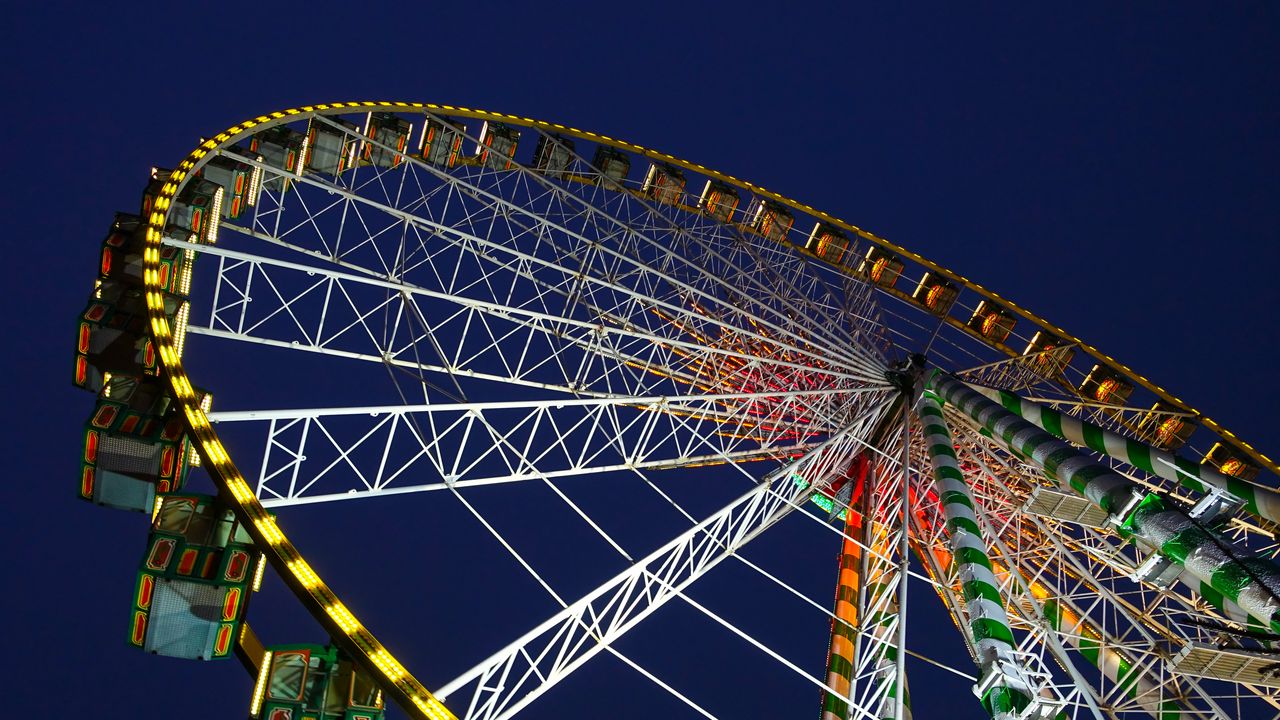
[73,102,1280,720]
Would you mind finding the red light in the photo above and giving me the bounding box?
[137,575,154,609]
[130,611,147,646]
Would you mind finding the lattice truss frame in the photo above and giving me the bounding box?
[164,107,1280,720]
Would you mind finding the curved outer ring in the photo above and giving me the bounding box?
[141,101,1276,720]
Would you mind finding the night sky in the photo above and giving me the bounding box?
[6,3,1278,719]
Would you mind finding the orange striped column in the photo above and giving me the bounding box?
[821,509,863,720]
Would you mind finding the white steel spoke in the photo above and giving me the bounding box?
[431,398,894,720]
[179,238,888,399]
[210,389,889,506]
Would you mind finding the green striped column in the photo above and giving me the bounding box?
[1177,575,1261,632]
[929,370,1280,636]
[966,382,1280,525]
[915,390,1032,718]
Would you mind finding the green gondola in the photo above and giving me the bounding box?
[98,212,194,295]
[131,494,260,660]
[476,121,519,170]
[73,279,187,392]
[249,643,385,720]
[306,119,360,176]
[532,133,575,178]
[419,116,466,168]
[362,112,412,169]
[80,375,202,511]
[251,127,308,193]
[202,152,263,219]
[142,168,223,244]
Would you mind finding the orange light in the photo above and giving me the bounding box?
[147,538,175,571]
[870,258,888,282]
[225,550,250,582]
[1032,342,1060,370]
[1155,417,1183,446]
[160,446,175,478]
[91,404,117,429]
[200,552,219,579]
[1221,458,1245,477]
[1094,378,1120,403]
[981,312,1004,338]
[925,284,945,309]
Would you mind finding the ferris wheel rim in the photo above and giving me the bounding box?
[162,101,1275,474]
[140,101,1276,720]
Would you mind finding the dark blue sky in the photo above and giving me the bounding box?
[6,3,1278,718]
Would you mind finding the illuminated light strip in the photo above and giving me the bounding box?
[287,559,321,589]
[914,389,1034,714]
[172,303,190,358]
[369,649,407,682]
[253,516,286,546]
[412,695,455,720]
[251,554,267,592]
[248,649,273,716]
[325,602,361,634]
[225,477,254,504]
